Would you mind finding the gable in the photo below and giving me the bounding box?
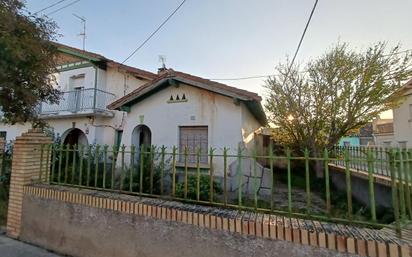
[56,52,94,72]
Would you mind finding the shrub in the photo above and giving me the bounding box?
[175,174,222,201]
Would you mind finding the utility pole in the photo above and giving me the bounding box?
[73,13,86,50]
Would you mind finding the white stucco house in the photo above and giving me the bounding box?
[0,43,268,175]
[107,68,267,175]
[372,78,412,148]
[0,43,156,146]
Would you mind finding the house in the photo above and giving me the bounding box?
[0,43,268,177]
[372,78,412,148]
[372,118,394,147]
[108,68,267,176]
[338,123,374,146]
[391,78,412,148]
[0,43,156,147]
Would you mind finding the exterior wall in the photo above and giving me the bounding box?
[240,102,261,151]
[0,65,151,143]
[17,185,409,257]
[374,133,395,147]
[57,66,96,91]
[19,191,357,257]
[0,123,31,143]
[338,137,360,146]
[119,83,261,174]
[393,91,412,148]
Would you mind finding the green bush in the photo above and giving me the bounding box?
[175,174,222,201]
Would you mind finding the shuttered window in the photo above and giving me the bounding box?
[179,126,208,164]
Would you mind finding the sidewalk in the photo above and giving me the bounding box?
[0,231,62,257]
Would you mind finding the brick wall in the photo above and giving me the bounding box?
[6,128,52,238]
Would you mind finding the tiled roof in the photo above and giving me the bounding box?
[108,69,262,109]
[53,42,157,80]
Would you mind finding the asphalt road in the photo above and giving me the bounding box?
[0,232,63,257]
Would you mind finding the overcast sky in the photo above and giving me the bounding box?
[26,0,412,114]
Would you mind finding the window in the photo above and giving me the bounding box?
[179,126,208,164]
[0,131,6,140]
[343,141,350,146]
[69,74,85,90]
[383,141,392,148]
[399,141,407,149]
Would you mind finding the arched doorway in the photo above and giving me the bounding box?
[61,128,88,146]
[131,125,151,149]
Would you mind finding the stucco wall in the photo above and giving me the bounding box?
[240,102,261,151]
[20,194,355,257]
[338,137,360,146]
[374,133,395,147]
[0,65,152,143]
[119,82,262,174]
[393,91,412,148]
[57,66,96,91]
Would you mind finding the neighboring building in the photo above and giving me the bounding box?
[371,79,412,148]
[0,43,157,146]
[338,136,360,146]
[108,69,267,175]
[338,123,374,146]
[392,79,412,148]
[372,118,394,147]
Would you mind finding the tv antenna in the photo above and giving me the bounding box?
[158,55,167,69]
[73,13,86,50]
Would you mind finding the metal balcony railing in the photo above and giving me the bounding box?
[40,88,115,116]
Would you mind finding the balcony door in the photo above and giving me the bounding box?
[69,74,85,113]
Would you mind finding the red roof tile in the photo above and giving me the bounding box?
[53,42,157,80]
[108,69,262,110]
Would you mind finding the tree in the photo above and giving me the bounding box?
[265,42,412,176]
[0,0,59,125]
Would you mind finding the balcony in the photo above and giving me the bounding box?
[39,88,116,119]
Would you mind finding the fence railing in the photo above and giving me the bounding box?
[37,144,412,236]
[332,146,406,178]
[39,88,115,114]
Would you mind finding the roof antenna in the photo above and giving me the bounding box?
[158,55,167,73]
[73,13,86,50]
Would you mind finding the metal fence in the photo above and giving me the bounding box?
[39,88,115,114]
[36,144,412,235]
[332,146,393,177]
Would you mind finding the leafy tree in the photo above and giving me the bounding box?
[265,42,412,176]
[0,0,59,125]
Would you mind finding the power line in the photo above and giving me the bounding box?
[122,0,187,64]
[210,0,319,82]
[210,48,412,81]
[33,0,68,15]
[46,0,81,16]
[283,0,319,83]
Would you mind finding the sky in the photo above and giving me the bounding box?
[25,0,412,118]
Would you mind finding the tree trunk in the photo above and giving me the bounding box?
[310,145,324,178]
[314,159,324,178]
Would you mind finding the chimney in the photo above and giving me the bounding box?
[158,66,167,74]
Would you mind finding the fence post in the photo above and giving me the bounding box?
[6,128,52,238]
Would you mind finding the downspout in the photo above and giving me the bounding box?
[93,66,98,113]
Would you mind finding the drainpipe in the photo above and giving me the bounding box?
[93,66,98,113]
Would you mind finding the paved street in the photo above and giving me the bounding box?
[0,232,62,257]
